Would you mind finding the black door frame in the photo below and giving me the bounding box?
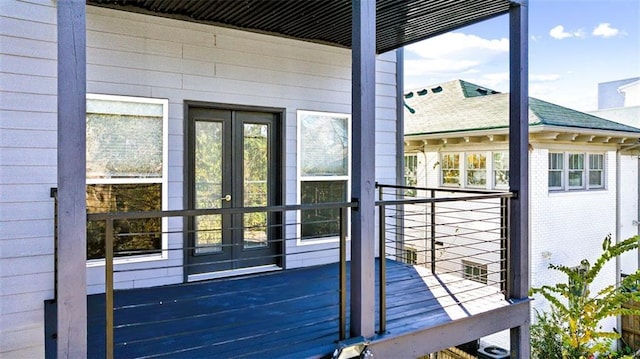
[183,101,286,279]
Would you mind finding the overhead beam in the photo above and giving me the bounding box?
[350,0,376,339]
[57,1,88,357]
[508,1,530,358]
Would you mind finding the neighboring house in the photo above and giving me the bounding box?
[1,1,531,358]
[403,79,640,346]
[591,78,640,277]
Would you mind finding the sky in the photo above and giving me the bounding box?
[403,0,640,112]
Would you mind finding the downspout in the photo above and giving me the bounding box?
[615,142,640,349]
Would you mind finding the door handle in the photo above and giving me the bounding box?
[223,194,232,202]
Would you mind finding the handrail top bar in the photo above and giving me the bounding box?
[87,201,359,221]
[376,191,514,207]
[376,182,509,195]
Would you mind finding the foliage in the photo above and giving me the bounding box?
[531,310,563,359]
[530,234,640,358]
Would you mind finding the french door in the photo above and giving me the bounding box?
[186,106,282,275]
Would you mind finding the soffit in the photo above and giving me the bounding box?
[86,0,513,54]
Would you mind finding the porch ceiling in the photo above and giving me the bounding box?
[86,0,513,54]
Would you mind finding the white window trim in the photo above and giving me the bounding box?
[549,151,606,192]
[296,110,352,246]
[85,94,170,266]
[462,259,488,284]
[440,151,509,190]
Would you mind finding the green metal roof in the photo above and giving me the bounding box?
[404,79,640,136]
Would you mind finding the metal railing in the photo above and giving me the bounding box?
[57,184,514,357]
[376,184,512,334]
[88,202,356,359]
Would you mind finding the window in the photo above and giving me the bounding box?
[404,154,418,196]
[462,260,488,284]
[401,246,418,265]
[298,111,350,241]
[549,153,564,189]
[441,153,460,186]
[568,153,585,189]
[589,154,604,188]
[466,152,487,187]
[549,152,605,191]
[86,94,168,260]
[440,151,506,189]
[493,152,509,187]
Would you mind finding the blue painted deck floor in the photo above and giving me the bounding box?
[45,260,508,358]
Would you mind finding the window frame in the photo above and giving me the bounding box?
[85,94,169,265]
[440,153,461,187]
[404,153,418,197]
[549,151,606,192]
[296,110,351,245]
[440,151,508,190]
[465,152,487,188]
[462,260,488,284]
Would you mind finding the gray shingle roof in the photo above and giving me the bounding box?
[404,79,640,136]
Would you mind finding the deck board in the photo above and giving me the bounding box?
[45,259,509,358]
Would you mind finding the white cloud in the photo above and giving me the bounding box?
[549,25,572,39]
[404,32,508,77]
[592,23,621,38]
[549,25,586,40]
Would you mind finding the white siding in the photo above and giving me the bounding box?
[0,3,398,355]
[0,1,58,357]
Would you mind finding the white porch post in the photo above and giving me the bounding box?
[57,0,87,357]
[508,1,531,358]
[351,0,377,338]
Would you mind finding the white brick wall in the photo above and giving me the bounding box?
[0,3,398,355]
[415,143,628,347]
[529,147,618,333]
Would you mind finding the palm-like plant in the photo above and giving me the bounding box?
[530,235,640,358]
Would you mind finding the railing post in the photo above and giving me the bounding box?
[430,189,436,275]
[105,219,115,359]
[501,197,509,294]
[339,207,348,340]
[378,202,386,334]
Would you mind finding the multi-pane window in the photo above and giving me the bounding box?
[462,260,488,284]
[466,153,487,187]
[548,153,564,189]
[298,111,350,241]
[549,152,605,191]
[493,152,509,187]
[568,154,585,189]
[404,154,418,196]
[589,154,604,188]
[440,152,506,189]
[441,153,460,186]
[86,94,168,260]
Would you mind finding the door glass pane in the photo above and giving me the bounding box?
[243,123,268,249]
[195,121,223,253]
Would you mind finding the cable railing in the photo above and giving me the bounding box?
[87,202,355,359]
[62,184,515,358]
[376,183,512,334]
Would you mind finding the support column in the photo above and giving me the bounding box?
[351,0,376,338]
[57,1,87,357]
[508,1,530,358]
